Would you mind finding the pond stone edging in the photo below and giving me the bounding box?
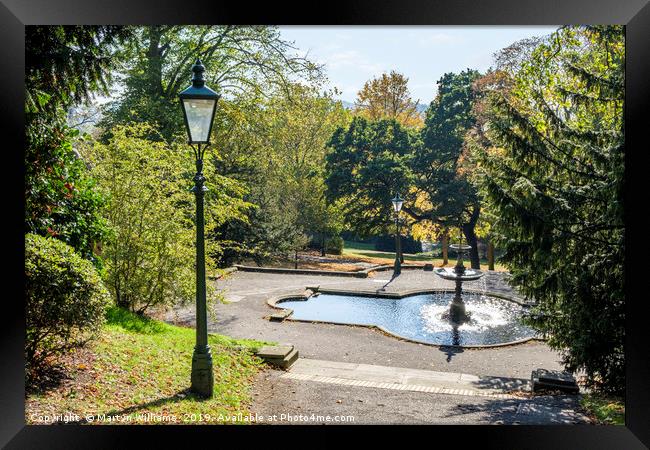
[234,263,423,278]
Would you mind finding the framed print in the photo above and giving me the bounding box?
[1,0,648,447]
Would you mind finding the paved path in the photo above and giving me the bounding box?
[250,359,589,425]
[165,270,564,379]
[283,358,530,398]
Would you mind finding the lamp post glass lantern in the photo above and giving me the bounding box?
[180,59,220,145]
[179,59,220,398]
[391,194,403,213]
[392,194,403,275]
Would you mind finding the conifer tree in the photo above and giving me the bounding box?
[471,26,624,393]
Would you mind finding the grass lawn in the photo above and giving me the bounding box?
[26,307,270,425]
[580,393,625,425]
[343,240,507,271]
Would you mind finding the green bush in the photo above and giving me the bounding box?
[325,236,344,255]
[25,233,110,376]
[83,124,218,313]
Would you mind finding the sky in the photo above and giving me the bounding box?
[278,26,558,105]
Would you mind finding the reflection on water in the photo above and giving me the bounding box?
[278,292,535,346]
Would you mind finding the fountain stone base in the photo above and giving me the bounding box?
[434,242,484,327]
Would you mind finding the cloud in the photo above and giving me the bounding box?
[417,32,463,47]
[322,49,384,74]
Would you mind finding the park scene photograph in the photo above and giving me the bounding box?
[25,25,624,425]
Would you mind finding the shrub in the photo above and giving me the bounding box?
[25,106,109,267]
[325,236,344,255]
[25,233,110,376]
[83,124,219,313]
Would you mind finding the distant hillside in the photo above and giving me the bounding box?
[415,103,428,114]
[340,100,429,114]
[340,100,355,110]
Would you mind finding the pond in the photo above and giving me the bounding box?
[277,291,536,346]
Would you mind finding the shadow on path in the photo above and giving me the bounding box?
[438,325,464,362]
[442,394,588,424]
[377,270,400,292]
[439,345,464,362]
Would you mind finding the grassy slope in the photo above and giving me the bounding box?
[580,393,625,425]
[343,241,507,271]
[26,307,269,425]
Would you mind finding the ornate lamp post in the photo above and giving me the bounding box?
[391,193,403,275]
[179,59,220,398]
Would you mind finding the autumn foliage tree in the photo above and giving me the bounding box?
[354,71,423,128]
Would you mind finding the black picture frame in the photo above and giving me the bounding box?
[2,0,648,447]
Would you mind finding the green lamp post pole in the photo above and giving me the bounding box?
[398,216,404,264]
[179,59,220,398]
[391,194,403,276]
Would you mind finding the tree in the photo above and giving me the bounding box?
[471,26,624,394]
[414,69,483,268]
[213,85,349,264]
[265,85,350,252]
[326,71,484,269]
[325,117,416,237]
[26,26,131,113]
[25,26,131,263]
[100,26,322,143]
[96,26,331,265]
[81,124,247,313]
[354,71,423,128]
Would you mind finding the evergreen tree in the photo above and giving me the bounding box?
[325,117,416,236]
[471,26,624,394]
[25,26,130,262]
[416,69,482,268]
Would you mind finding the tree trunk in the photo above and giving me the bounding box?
[462,205,481,270]
[442,232,448,266]
[321,233,326,257]
[294,250,298,269]
[487,241,495,271]
[145,26,166,99]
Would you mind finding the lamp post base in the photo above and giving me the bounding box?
[191,345,214,398]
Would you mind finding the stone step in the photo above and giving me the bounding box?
[283,358,531,397]
[269,308,292,322]
[255,345,299,369]
[278,348,299,369]
[531,369,579,394]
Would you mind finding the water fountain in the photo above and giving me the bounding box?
[434,231,483,325]
[273,228,536,347]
